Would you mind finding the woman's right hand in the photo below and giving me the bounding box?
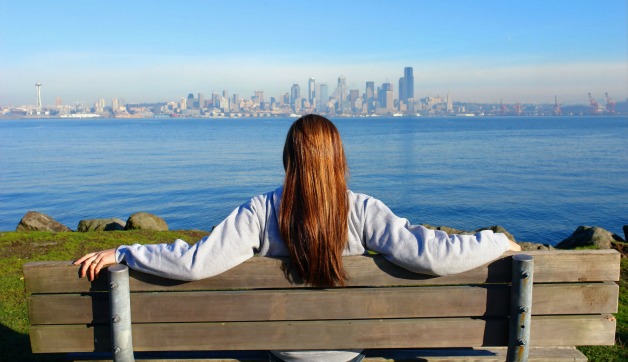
[73,248,117,281]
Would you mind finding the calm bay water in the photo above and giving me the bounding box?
[1,116,626,245]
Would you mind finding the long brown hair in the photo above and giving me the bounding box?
[279,114,349,287]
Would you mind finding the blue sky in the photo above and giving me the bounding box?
[1,0,627,106]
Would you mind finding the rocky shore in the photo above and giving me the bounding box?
[13,210,628,252]
[15,211,169,233]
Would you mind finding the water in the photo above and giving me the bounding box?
[1,116,627,245]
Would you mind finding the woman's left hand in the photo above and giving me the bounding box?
[73,248,117,281]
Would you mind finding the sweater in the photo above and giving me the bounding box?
[115,187,510,361]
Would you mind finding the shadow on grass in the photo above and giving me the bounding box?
[0,324,65,362]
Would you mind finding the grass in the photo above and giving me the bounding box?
[0,231,626,361]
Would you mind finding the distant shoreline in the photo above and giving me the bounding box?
[2,113,628,120]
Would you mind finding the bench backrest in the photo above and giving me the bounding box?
[24,250,619,353]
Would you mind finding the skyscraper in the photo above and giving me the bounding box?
[336,76,346,112]
[380,82,392,110]
[290,84,300,110]
[198,93,204,109]
[401,66,414,111]
[318,83,328,112]
[365,81,375,113]
[308,77,315,104]
[254,90,264,103]
[404,66,414,100]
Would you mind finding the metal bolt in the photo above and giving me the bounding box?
[521,271,529,279]
[112,315,120,323]
[109,281,118,290]
[517,339,526,346]
[519,306,528,313]
[113,346,121,354]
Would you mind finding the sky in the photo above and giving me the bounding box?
[1,0,627,106]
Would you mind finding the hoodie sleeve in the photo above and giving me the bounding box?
[361,196,509,276]
[114,196,263,281]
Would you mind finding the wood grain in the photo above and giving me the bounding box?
[23,250,620,294]
[30,314,616,353]
[28,282,618,325]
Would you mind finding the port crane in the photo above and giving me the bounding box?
[588,93,602,114]
[605,92,616,114]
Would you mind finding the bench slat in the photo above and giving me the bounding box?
[66,347,588,362]
[363,347,588,362]
[29,314,616,353]
[23,250,620,294]
[28,282,618,325]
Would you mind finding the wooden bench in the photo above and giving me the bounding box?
[24,249,620,361]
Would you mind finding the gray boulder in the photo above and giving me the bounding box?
[16,211,72,232]
[125,212,168,231]
[556,226,615,249]
[77,218,125,232]
[518,242,555,251]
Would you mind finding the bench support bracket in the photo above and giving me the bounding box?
[109,264,135,362]
[507,254,534,362]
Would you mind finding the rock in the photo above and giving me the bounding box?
[611,241,628,258]
[556,226,615,249]
[518,242,555,251]
[77,218,125,232]
[624,225,628,243]
[125,212,168,231]
[16,211,72,232]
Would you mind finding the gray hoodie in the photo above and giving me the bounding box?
[115,187,510,361]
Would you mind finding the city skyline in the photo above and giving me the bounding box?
[1,1,627,106]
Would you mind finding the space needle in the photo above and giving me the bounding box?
[35,82,42,113]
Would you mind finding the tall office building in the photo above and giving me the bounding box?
[404,67,414,100]
[308,77,315,104]
[231,94,240,112]
[386,89,394,112]
[198,93,205,109]
[254,90,264,103]
[348,89,359,103]
[348,89,359,112]
[186,93,201,109]
[318,83,328,112]
[380,82,392,110]
[336,76,346,111]
[401,66,414,111]
[290,84,300,110]
[399,78,406,106]
[365,81,375,113]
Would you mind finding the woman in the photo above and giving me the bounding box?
[75,114,520,362]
